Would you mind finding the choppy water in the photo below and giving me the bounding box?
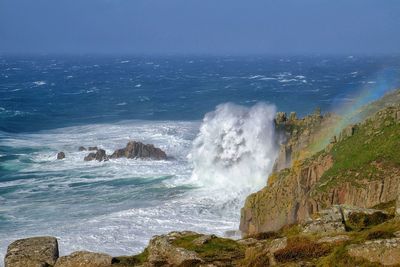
[1,55,400,263]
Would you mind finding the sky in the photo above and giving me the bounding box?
[1,0,400,55]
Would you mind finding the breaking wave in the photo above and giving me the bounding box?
[189,102,278,192]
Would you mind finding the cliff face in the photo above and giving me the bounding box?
[272,109,339,173]
[240,105,400,236]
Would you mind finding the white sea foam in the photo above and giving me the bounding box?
[0,103,278,262]
[189,102,277,192]
[33,81,46,86]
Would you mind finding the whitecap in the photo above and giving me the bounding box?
[33,81,46,86]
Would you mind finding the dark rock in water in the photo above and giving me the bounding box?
[78,146,87,151]
[110,141,167,160]
[5,236,59,267]
[54,251,113,267]
[84,153,96,161]
[57,152,65,160]
[84,149,108,162]
[88,146,98,151]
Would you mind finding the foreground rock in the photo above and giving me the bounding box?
[348,238,400,266]
[110,141,167,160]
[84,149,108,162]
[57,152,66,160]
[5,236,59,267]
[147,231,203,266]
[54,251,113,267]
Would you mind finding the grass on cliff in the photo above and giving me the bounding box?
[317,112,400,192]
[172,234,245,262]
[111,248,149,266]
[274,236,331,263]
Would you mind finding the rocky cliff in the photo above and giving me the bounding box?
[240,100,400,236]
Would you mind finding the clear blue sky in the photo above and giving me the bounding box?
[1,0,399,55]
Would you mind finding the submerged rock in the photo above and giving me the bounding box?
[57,152,65,160]
[110,141,167,160]
[84,149,108,162]
[5,236,59,267]
[54,251,113,267]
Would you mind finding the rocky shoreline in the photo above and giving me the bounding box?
[57,141,168,162]
[5,89,400,266]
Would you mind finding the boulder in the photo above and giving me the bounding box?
[110,141,167,160]
[303,205,346,234]
[54,251,113,267]
[84,149,108,162]
[347,238,400,266]
[147,232,203,266]
[88,146,98,151]
[78,146,87,151]
[340,205,388,222]
[5,236,59,267]
[57,152,66,160]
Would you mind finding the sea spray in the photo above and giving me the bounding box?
[188,102,278,193]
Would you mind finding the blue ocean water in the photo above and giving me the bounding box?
[1,55,400,263]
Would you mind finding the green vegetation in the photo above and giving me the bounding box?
[317,108,400,192]
[372,200,397,215]
[317,243,381,267]
[346,211,394,231]
[111,248,149,266]
[172,234,245,263]
[366,230,395,240]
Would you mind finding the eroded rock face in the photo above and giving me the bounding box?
[147,231,203,267]
[110,141,167,160]
[54,251,113,267]
[240,153,334,235]
[5,236,59,267]
[348,238,400,266]
[240,108,400,236]
[84,149,108,162]
[57,152,66,160]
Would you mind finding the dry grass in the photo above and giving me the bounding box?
[274,237,331,263]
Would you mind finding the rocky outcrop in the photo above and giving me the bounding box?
[348,238,400,266]
[5,236,59,267]
[84,149,108,162]
[57,152,66,160]
[78,146,87,151]
[240,153,335,234]
[241,106,400,236]
[54,251,113,267]
[272,109,339,173]
[110,141,167,160]
[147,231,203,266]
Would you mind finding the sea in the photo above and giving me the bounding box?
[1,55,400,263]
